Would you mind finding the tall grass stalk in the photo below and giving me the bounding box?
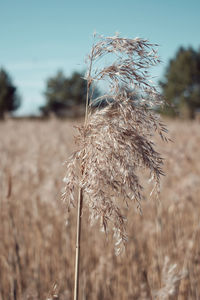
[63,33,168,300]
[74,46,94,300]
[74,188,83,300]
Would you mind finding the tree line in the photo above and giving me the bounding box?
[1,46,200,119]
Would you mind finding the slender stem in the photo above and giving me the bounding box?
[84,47,94,126]
[84,81,90,126]
[74,187,83,300]
[74,43,94,300]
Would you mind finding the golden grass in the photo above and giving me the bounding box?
[0,118,200,299]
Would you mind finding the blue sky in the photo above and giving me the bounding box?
[0,0,200,115]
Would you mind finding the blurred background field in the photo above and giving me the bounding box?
[0,117,200,299]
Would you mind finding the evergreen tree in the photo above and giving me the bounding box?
[42,71,100,117]
[0,68,20,118]
[160,47,200,118]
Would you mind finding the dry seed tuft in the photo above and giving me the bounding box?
[63,34,168,252]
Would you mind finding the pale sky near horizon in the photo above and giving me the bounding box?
[0,0,200,115]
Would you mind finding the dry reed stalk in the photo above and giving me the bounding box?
[73,188,83,300]
[63,33,168,299]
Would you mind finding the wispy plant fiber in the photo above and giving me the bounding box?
[63,34,168,253]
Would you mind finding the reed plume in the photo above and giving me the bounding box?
[63,34,169,300]
[63,34,168,253]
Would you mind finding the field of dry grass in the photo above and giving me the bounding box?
[0,118,200,299]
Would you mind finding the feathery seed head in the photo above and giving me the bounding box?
[63,34,168,253]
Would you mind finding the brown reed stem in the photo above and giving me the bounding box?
[84,46,94,126]
[74,62,91,296]
[74,46,94,300]
[74,187,83,300]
